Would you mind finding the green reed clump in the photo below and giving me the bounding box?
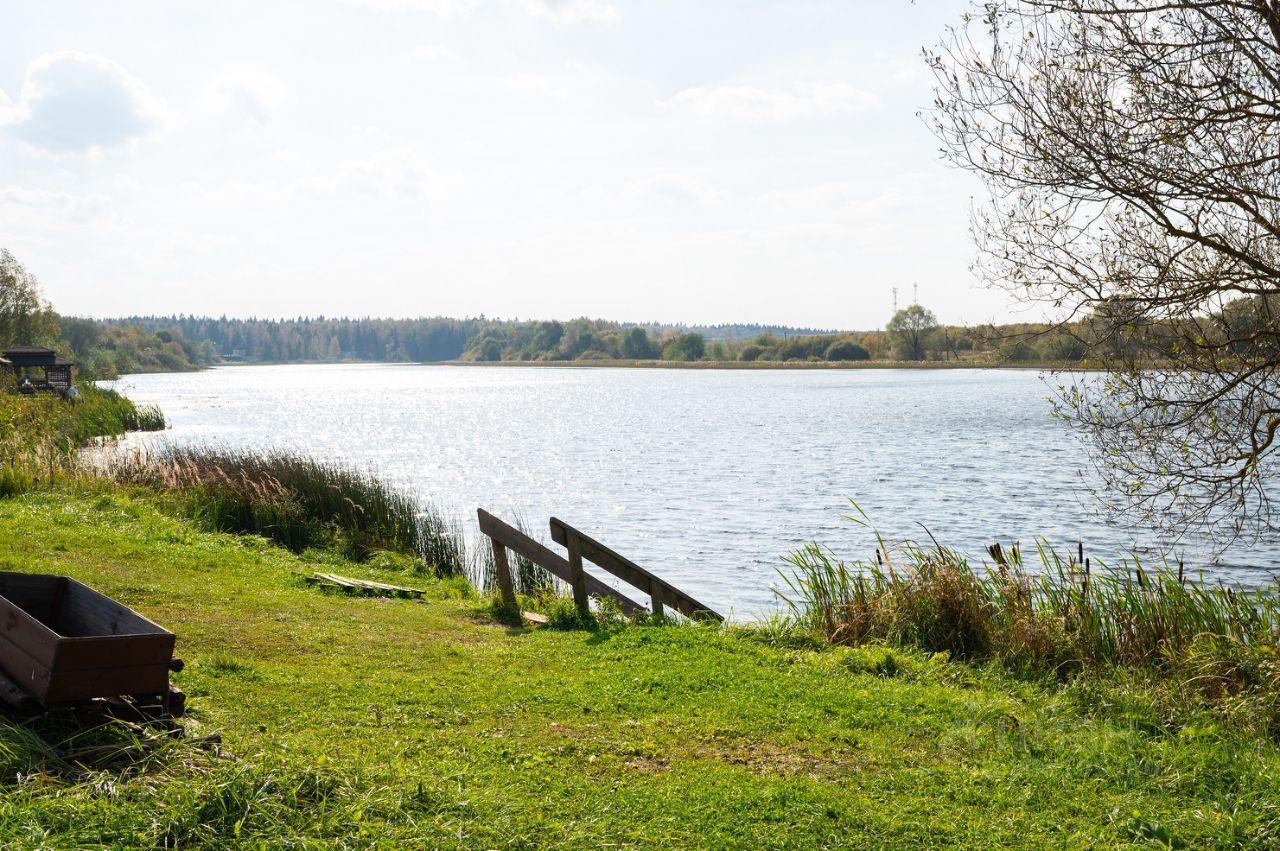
[778,510,1280,734]
[0,384,159,456]
[0,384,167,498]
[71,385,167,441]
[108,446,467,576]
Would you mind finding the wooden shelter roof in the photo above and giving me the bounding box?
[2,347,73,368]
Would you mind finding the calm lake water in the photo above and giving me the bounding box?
[104,364,1275,617]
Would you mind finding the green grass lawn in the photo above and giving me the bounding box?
[0,489,1277,848]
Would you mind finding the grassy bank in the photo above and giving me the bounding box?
[1,387,165,496]
[0,386,164,452]
[2,488,1279,847]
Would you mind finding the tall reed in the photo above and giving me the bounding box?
[471,511,557,595]
[73,385,167,440]
[778,505,1280,731]
[107,446,467,576]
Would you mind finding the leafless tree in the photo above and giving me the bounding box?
[928,2,1280,544]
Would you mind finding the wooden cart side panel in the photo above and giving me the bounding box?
[54,633,176,672]
[0,596,59,667]
[58,581,169,637]
[0,575,61,625]
[44,663,171,704]
[0,635,54,701]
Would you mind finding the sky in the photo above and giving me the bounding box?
[0,0,1019,329]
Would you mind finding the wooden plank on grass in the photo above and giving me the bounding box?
[307,574,426,598]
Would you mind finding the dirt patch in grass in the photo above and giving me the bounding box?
[693,737,862,780]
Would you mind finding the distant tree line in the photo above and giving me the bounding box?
[456,309,1122,364]
[79,308,1182,370]
[108,315,481,365]
[5,244,1225,378]
[98,315,871,365]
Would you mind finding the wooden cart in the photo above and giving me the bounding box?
[0,572,183,717]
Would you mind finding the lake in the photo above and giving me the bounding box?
[104,364,1273,617]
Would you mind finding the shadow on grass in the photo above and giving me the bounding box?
[0,706,212,783]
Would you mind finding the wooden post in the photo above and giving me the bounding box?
[564,530,590,617]
[490,539,517,612]
[649,579,664,618]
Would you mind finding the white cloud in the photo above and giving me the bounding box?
[342,0,473,13]
[0,52,165,153]
[624,174,726,205]
[0,185,111,219]
[663,82,879,122]
[580,174,728,209]
[290,149,454,203]
[345,0,615,22]
[520,0,617,24]
[0,186,114,243]
[500,73,571,100]
[403,44,460,64]
[206,68,290,127]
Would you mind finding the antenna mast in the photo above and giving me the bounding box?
[913,282,919,306]
[891,287,898,314]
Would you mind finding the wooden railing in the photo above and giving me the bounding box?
[476,509,645,616]
[476,509,723,622]
[549,518,723,622]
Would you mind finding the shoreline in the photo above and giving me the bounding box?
[439,358,1087,371]
[121,358,1091,375]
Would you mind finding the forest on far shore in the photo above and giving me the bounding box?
[91,306,1102,373]
[8,244,1268,376]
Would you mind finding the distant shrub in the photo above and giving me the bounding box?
[622,327,658,359]
[661,333,705,362]
[825,340,870,361]
[771,336,829,361]
[999,338,1037,362]
[1034,331,1088,362]
[739,344,764,362]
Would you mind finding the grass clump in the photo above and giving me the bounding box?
[779,508,1280,737]
[106,445,468,575]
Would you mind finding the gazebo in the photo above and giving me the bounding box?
[2,347,75,395]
